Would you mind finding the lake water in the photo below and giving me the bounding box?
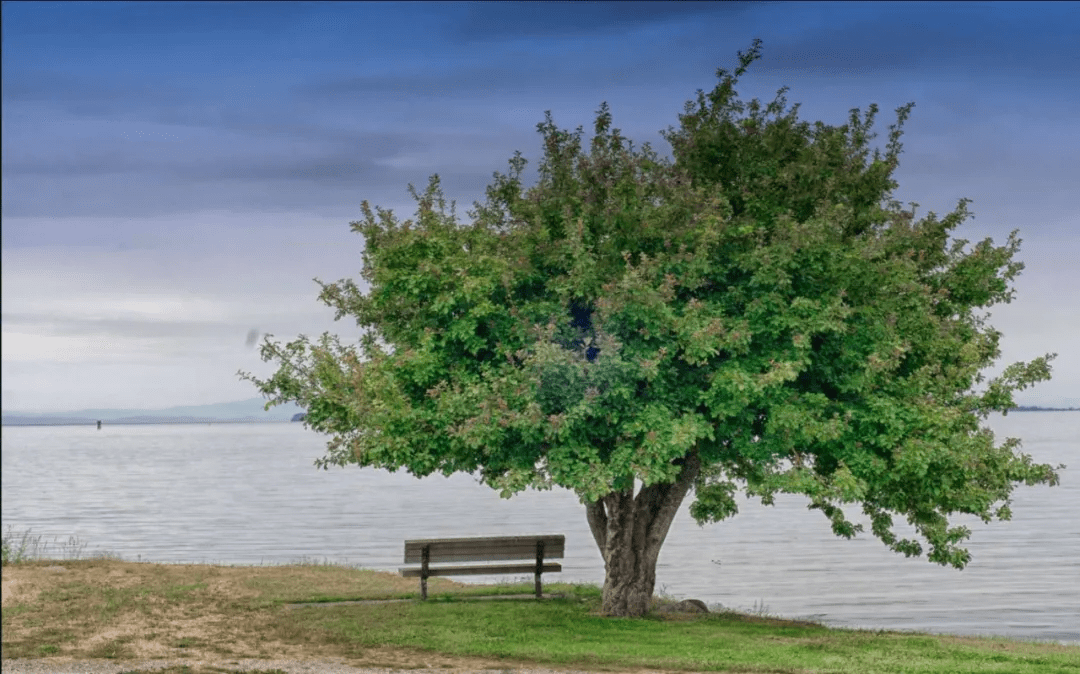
[2,412,1077,644]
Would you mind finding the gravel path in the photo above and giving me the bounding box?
[1,659,366,673]
[1,660,620,674]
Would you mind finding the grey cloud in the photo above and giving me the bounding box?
[453,1,755,41]
[2,310,357,354]
[5,3,1076,227]
[1,173,373,222]
[3,83,534,221]
[755,4,1080,78]
[292,48,717,104]
[2,104,433,195]
[298,64,631,101]
[3,69,395,143]
[4,2,736,53]
[1,70,188,117]
[3,2,322,38]
[218,155,382,186]
[5,142,395,185]
[2,313,234,341]
[0,157,499,227]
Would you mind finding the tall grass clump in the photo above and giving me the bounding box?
[1,526,90,565]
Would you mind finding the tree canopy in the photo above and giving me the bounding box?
[243,40,1060,617]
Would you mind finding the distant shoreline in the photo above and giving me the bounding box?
[1,418,295,427]
[0,397,306,428]
[3,406,1075,427]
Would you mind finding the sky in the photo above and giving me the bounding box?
[2,1,1078,413]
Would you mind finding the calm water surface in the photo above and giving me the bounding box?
[3,412,1077,643]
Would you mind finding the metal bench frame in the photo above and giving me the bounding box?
[400,534,564,599]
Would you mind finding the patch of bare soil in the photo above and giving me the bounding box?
[4,561,283,661]
[2,560,580,671]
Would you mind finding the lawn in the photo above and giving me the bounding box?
[3,557,1077,674]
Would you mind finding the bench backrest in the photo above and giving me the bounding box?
[403,534,565,564]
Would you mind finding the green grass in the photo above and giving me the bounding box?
[286,595,1079,673]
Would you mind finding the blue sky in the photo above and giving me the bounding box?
[3,1,1078,412]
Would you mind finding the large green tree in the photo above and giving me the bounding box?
[243,41,1060,617]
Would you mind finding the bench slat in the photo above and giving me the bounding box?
[403,535,564,564]
[400,562,562,578]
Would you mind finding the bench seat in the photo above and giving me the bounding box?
[400,534,565,599]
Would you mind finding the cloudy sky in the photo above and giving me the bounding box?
[3,1,1078,412]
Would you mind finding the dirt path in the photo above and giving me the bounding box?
[1,658,641,674]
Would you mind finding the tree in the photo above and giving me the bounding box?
[242,40,1060,617]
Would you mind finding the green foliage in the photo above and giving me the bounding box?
[243,40,1060,569]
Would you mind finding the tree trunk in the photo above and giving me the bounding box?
[585,452,701,617]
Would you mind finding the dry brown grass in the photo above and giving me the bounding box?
[1,558,513,667]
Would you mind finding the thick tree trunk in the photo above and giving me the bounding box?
[585,452,701,617]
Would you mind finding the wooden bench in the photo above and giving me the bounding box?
[400,534,564,600]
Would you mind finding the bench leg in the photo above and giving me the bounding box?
[534,540,544,599]
[421,545,430,600]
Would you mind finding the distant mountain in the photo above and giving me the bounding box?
[5,393,1075,427]
[1,398,305,426]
